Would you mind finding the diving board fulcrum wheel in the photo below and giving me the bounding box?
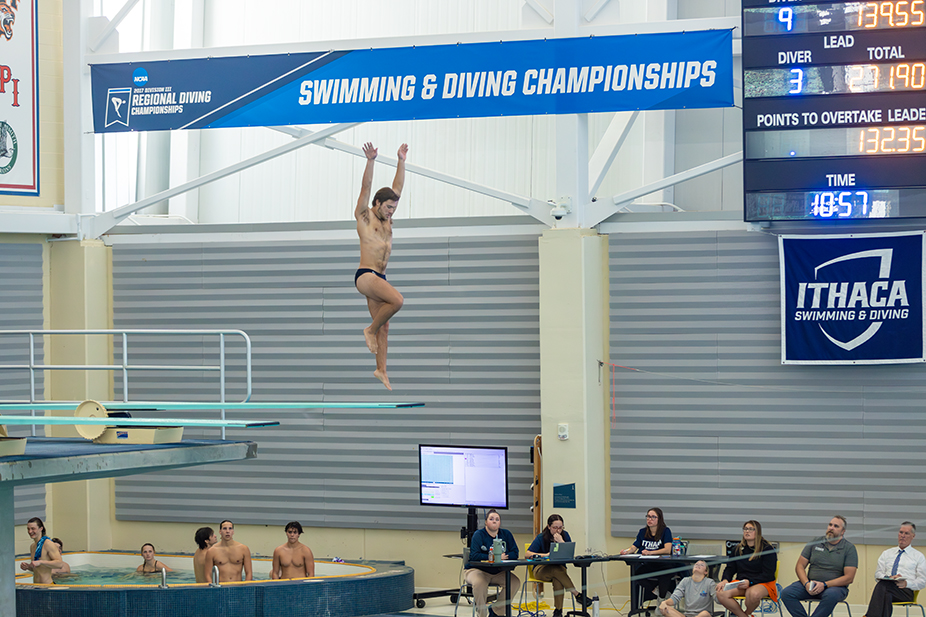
[74,400,108,440]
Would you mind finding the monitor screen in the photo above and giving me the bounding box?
[419,444,508,509]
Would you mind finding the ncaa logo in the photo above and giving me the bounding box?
[133,67,149,86]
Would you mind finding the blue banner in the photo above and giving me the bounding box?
[90,30,733,133]
[780,232,926,365]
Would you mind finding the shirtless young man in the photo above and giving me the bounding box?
[270,521,316,579]
[354,142,408,391]
[203,520,252,582]
[193,526,218,583]
[19,517,64,584]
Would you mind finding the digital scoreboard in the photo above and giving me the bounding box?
[742,1,926,221]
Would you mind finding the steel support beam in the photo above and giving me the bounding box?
[588,111,639,199]
[269,127,556,226]
[80,123,359,239]
[88,0,142,52]
[586,151,743,228]
[584,0,614,22]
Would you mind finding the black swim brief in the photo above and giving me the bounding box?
[355,268,386,284]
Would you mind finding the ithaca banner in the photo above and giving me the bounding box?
[779,232,926,365]
[0,0,38,195]
[90,30,733,133]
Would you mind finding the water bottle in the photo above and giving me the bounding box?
[488,546,495,564]
[592,596,600,617]
[672,537,681,556]
[492,538,506,560]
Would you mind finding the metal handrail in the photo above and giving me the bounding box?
[0,329,252,438]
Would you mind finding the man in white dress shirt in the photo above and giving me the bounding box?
[864,522,926,617]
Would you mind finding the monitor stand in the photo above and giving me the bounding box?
[414,506,480,609]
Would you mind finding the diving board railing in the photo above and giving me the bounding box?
[0,329,252,438]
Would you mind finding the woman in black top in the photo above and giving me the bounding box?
[716,520,778,617]
[137,543,173,574]
[525,514,593,617]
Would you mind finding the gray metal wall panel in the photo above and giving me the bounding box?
[609,231,926,545]
[0,243,46,523]
[112,235,540,532]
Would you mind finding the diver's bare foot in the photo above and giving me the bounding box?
[363,327,378,354]
[374,370,392,390]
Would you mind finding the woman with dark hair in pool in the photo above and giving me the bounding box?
[137,543,173,573]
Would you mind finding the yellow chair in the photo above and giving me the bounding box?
[725,560,782,617]
[893,589,926,617]
[517,547,548,617]
[802,596,852,617]
[517,543,577,617]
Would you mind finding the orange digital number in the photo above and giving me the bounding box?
[860,1,925,26]
[914,126,926,152]
[914,63,926,89]
[881,127,896,152]
[897,127,911,152]
[860,2,879,26]
[913,0,926,25]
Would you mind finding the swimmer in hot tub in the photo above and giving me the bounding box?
[271,521,315,579]
[137,543,173,573]
[204,520,252,582]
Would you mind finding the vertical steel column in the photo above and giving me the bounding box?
[29,333,35,436]
[219,333,226,440]
[0,484,16,617]
[122,332,129,402]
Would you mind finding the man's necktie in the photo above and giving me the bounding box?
[892,549,905,576]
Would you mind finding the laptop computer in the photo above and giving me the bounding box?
[547,542,576,562]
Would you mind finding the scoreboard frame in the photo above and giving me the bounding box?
[742,0,926,222]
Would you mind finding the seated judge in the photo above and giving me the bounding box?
[863,522,926,617]
[620,507,675,601]
[465,509,521,617]
[716,520,778,617]
[525,514,593,617]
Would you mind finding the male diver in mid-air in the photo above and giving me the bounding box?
[354,141,408,390]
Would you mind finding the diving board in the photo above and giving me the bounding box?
[0,416,279,428]
[0,401,425,410]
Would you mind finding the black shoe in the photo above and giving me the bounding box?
[575,592,594,608]
[553,610,564,617]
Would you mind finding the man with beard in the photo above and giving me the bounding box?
[781,516,858,617]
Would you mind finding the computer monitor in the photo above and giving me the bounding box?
[419,444,508,509]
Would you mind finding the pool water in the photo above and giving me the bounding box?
[54,564,200,586]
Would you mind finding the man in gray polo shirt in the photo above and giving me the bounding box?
[781,516,858,617]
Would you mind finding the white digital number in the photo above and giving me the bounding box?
[838,192,853,217]
[778,7,794,31]
[855,191,870,216]
[789,68,804,94]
